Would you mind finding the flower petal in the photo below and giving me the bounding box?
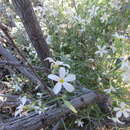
[104,89,111,94]
[113,107,120,111]
[44,57,55,63]
[48,74,59,81]
[63,64,70,68]
[120,102,126,108]
[123,111,129,118]
[59,67,66,78]
[56,61,63,65]
[65,74,76,82]
[116,111,122,118]
[126,108,130,112]
[53,83,62,94]
[63,82,75,92]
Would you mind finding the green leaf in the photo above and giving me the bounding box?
[63,100,78,114]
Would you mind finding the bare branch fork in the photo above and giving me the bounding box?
[0,23,53,95]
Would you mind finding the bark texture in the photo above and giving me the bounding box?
[0,44,39,83]
[11,0,51,68]
[0,92,97,130]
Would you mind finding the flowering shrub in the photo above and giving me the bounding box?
[0,0,130,129]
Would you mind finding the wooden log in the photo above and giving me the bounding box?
[11,0,51,68]
[0,44,39,83]
[0,60,51,73]
[1,92,127,129]
[0,94,19,108]
[0,91,98,130]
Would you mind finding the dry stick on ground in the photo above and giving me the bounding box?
[1,91,129,129]
[0,91,129,130]
[11,0,51,68]
[0,91,98,130]
[0,23,53,95]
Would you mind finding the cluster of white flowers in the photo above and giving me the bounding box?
[120,57,130,84]
[73,15,86,25]
[46,35,52,45]
[100,13,110,23]
[11,74,22,92]
[109,0,121,9]
[31,103,48,115]
[75,119,84,127]
[45,57,70,69]
[114,102,130,118]
[108,116,124,124]
[46,57,76,95]
[109,102,130,124]
[95,44,116,57]
[95,45,108,57]
[112,32,128,40]
[104,86,117,94]
[15,96,27,117]
[88,5,99,17]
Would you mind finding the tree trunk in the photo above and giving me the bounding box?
[11,0,51,68]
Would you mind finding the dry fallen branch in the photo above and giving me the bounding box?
[0,91,129,129]
[0,60,51,72]
[0,91,98,130]
[0,44,39,83]
[0,23,52,94]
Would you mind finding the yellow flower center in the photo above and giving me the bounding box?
[59,78,65,83]
[51,64,59,69]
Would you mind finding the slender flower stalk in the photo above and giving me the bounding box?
[45,57,70,69]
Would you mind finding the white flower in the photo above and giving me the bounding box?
[0,96,7,102]
[114,102,130,118]
[33,106,48,115]
[120,60,130,72]
[95,45,108,57]
[73,16,86,25]
[75,119,84,127]
[108,117,124,124]
[100,13,110,23]
[46,35,52,45]
[112,33,128,40]
[15,96,27,117]
[37,93,43,98]
[44,57,70,69]
[88,5,99,17]
[110,0,121,9]
[48,67,76,94]
[110,45,116,53]
[20,96,27,105]
[104,86,117,94]
[121,72,130,83]
[12,82,22,92]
